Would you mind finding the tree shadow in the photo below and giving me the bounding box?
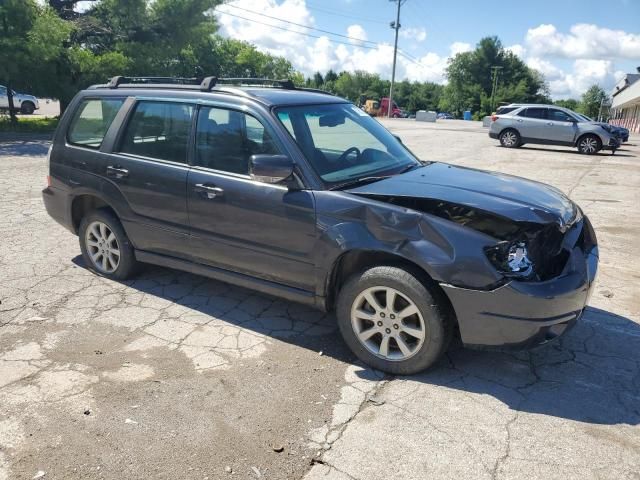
[71,256,639,426]
[0,137,51,157]
[400,306,640,426]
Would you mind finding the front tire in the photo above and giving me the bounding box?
[499,129,521,148]
[20,102,35,115]
[79,209,138,280]
[336,266,452,375]
[577,134,602,155]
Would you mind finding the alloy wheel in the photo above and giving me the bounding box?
[85,221,120,273]
[501,131,517,147]
[580,137,598,154]
[350,286,426,361]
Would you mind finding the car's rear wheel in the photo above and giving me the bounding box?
[20,102,35,115]
[79,209,138,280]
[336,266,452,375]
[577,134,602,155]
[499,129,521,148]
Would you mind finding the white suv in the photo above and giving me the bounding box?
[489,104,619,155]
[0,85,40,115]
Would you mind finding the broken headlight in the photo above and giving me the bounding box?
[484,241,534,278]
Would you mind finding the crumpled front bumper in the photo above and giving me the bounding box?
[441,219,598,348]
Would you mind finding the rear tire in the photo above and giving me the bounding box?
[577,134,602,155]
[499,129,521,148]
[336,266,452,375]
[79,209,138,280]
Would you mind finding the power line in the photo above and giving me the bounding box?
[304,1,389,25]
[215,10,382,51]
[222,4,378,46]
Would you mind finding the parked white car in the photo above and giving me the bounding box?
[0,85,40,115]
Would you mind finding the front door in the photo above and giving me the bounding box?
[546,108,578,144]
[186,105,316,291]
[104,99,194,257]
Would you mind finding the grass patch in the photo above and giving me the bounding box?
[0,116,59,133]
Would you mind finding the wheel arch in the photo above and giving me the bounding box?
[574,131,603,148]
[324,249,457,326]
[70,193,119,234]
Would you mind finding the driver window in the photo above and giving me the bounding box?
[548,109,573,122]
[195,106,280,174]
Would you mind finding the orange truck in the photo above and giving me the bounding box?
[364,97,402,117]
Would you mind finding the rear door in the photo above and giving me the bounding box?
[546,108,578,144]
[515,107,548,140]
[104,99,194,257]
[186,104,317,291]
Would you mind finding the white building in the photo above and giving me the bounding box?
[610,71,640,134]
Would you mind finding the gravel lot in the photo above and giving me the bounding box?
[1,120,639,480]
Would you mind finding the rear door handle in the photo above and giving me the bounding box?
[194,183,224,199]
[547,122,554,125]
[516,119,524,123]
[106,165,129,178]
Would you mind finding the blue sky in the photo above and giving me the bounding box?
[216,0,640,99]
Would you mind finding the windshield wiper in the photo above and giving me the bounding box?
[329,175,391,191]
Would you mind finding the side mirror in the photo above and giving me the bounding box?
[250,154,294,184]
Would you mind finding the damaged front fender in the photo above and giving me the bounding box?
[312,191,505,297]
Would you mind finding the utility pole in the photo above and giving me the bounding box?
[489,66,503,113]
[388,0,403,118]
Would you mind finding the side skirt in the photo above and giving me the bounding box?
[520,137,574,147]
[135,250,325,310]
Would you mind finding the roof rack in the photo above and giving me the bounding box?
[103,75,335,96]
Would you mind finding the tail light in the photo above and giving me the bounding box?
[491,115,498,122]
[46,175,51,187]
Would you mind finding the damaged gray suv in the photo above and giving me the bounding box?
[43,77,599,374]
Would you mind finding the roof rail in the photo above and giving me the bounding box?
[103,75,335,96]
[107,76,202,89]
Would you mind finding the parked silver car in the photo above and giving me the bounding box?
[489,104,619,154]
[0,85,40,115]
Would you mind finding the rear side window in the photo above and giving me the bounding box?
[119,101,194,163]
[68,98,124,149]
[496,106,517,115]
[517,107,547,119]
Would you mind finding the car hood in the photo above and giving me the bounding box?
[346,162,577,229]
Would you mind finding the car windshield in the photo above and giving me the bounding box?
[576,113,593,122]
[275,103,419,187]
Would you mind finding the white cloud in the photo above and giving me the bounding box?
[449,42,472,56]
[525,23,640,60]
[506,44,526,58]
[214,0,456,84]
[400,27,427,42]
[215,3,633,99]
[346,24,367,46]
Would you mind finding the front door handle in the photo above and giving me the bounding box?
[194,183,224,199]
[106,165,129,178]
[547,122,554,125]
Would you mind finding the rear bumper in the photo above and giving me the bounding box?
[489,131,499,139]
[441,222,598,348]
[42,186,74,233]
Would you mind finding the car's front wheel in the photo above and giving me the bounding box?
[336,266,452,375]
[577,134,602,155]
[499,129,521,148]
[79,209,138,280]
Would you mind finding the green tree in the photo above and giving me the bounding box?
[554,98,580,111]
[0,0,38,122]
[578,84,609,119]
[442,36,550,117]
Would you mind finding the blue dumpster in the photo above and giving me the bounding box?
[463,110,472,121]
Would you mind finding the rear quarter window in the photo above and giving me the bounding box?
[67,98,124,149]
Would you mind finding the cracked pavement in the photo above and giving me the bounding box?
[1,123,640,480]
